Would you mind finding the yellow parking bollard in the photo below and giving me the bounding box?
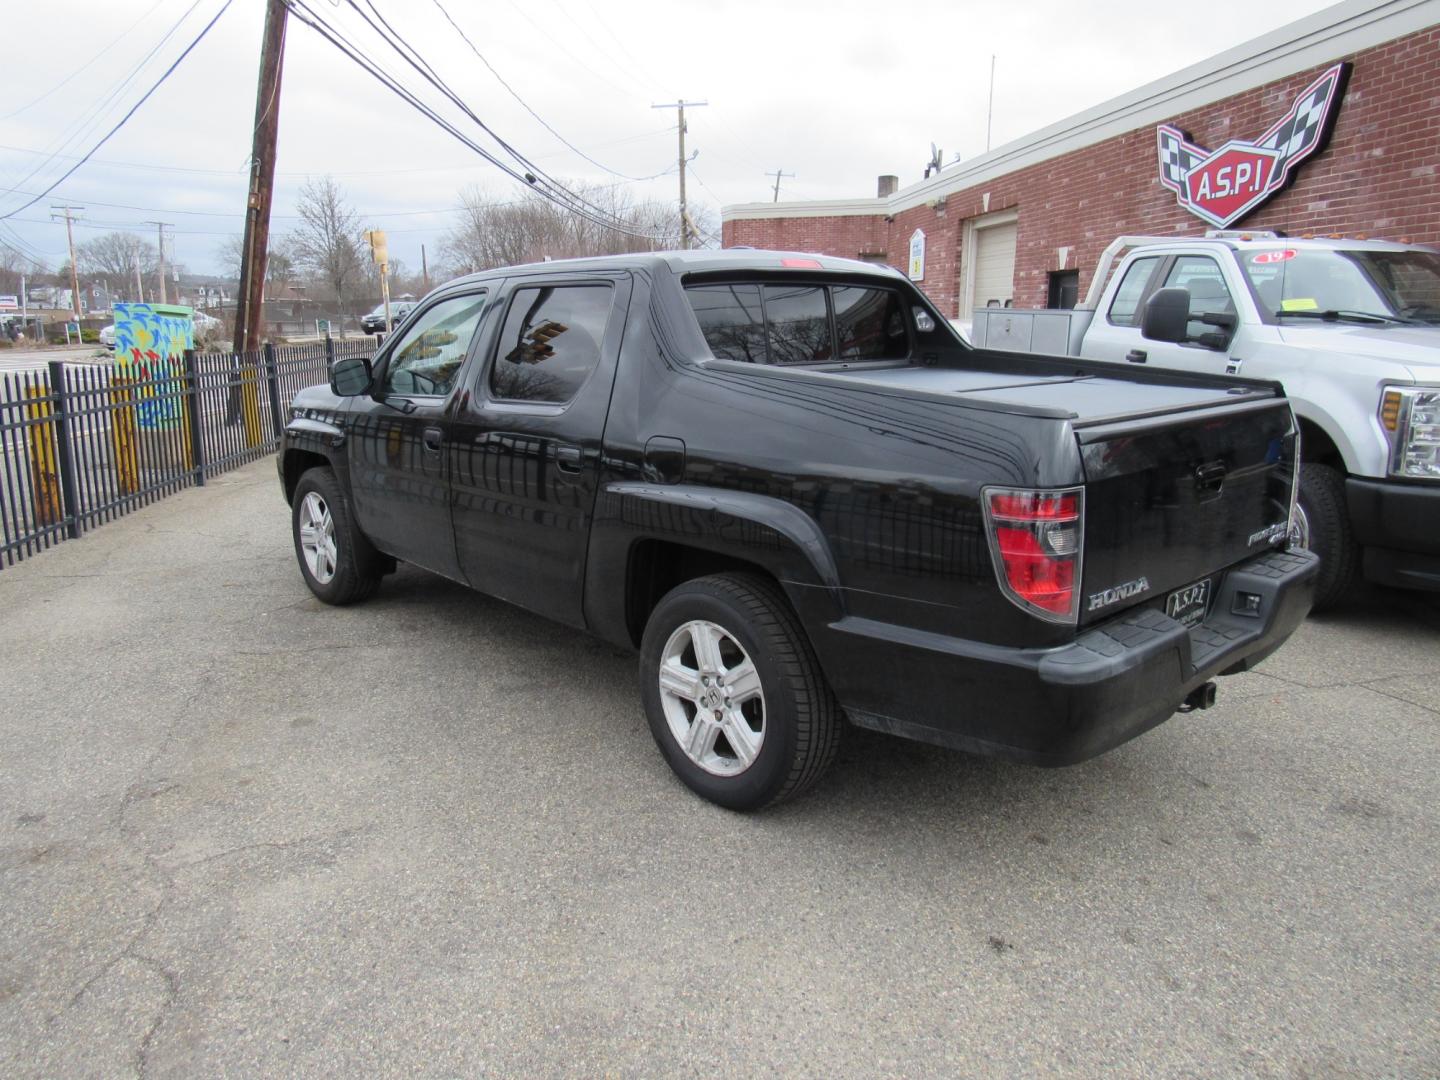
[109,371,141,497]
[23,384,62,527]
[240,362,264,449]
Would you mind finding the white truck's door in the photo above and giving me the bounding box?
[1083,250,1259,375]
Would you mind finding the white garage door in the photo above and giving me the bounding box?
[972,222,1018,308]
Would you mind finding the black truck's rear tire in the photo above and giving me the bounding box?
[1294,462,1358,611]
[291,467,383,605]
[639,573,841,810]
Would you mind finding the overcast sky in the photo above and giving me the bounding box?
[1,0,1325,278]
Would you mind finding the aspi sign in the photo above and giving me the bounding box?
[1157,63,1349,229]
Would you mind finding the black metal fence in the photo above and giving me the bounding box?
[0,339,371,569]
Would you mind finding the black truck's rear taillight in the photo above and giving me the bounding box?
[982,487,1085,623]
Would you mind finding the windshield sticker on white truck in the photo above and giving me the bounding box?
[1087,577,1151,612]
[1252,250,1297,264]
[1281,298,1320,312]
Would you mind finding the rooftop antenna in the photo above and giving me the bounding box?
[986,54,996,152]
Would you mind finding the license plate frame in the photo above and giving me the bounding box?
[1166,578,1211,629]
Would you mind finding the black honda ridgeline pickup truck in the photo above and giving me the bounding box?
[279,250,1318,809]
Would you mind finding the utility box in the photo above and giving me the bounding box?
[971,307,1094,356]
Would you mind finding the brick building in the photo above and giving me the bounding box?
[721,0,1440,319]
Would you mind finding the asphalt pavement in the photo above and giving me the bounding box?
[1,459,1436,1077]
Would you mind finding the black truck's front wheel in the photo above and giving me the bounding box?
[291,467,383,605]
[639,573,841,810]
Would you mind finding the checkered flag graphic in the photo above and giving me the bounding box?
[1258,65,1345,171]
[1157,126,1202,192]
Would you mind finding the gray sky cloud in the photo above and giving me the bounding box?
[2,0,1322,277]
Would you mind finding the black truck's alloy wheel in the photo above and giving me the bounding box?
[291,467,383,605]
[640,573,841,810]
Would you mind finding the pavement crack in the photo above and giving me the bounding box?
[131,954,181,1080]
[172,824,370,872]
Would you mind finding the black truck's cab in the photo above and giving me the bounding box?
[281,250,1317,809]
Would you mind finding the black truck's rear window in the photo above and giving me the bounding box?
[687,284,767,363]
[686,281,909,365]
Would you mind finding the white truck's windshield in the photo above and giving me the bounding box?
[1240,248,1440,324]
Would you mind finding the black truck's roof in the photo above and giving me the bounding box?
[444,248,903,287]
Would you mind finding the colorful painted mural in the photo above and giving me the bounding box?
[113,303,194,430]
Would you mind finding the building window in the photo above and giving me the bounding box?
[1047,269,1079,310]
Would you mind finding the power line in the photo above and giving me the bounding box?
[283,0,671,240]
[343,0,652,229]
[428,0,671,182]
[0,124,679,180]
[1,0,212,202]
[0,0,235,222]
[0,0,171,121]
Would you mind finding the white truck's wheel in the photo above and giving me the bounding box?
[1294,463,1358,610]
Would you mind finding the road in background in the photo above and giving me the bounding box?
[1,459,1436,1076]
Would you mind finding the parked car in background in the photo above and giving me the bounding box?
[973,232,1440,609]
[279,249,1316,809]
[361,301,417,334]
[99,324,116,350]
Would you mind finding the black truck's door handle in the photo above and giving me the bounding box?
[554,444,583,473]
[422,426,443,453]
[1127,349,1148,363]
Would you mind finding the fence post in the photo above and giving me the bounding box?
[325,333,335,370]
[45,361,82,540]
[183,349,205,486]
[263,342,284,444]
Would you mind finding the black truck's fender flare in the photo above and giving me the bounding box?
[278,414,350,504]
[584,481,845,650]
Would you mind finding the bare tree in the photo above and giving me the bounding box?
[217,235,297,295]
[0,248,46,298]
[76,231,157,298]
[441,182,693,275]
[288,176,365,306]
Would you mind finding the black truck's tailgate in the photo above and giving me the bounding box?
[1075,398,1297,626]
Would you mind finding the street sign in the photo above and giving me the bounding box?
[315,318,332,336]
[908,229,926,282]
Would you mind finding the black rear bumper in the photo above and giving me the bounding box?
[818,548,1318,766]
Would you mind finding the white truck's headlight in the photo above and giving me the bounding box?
[1382,386,1440,479]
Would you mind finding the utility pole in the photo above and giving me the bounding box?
[233,0,288,354]
[766,168,795,203]
[133,253,145,303]
[146,221,173,304]
[51,204,84,319]
[421,244,430,293]
[652,99,706,248]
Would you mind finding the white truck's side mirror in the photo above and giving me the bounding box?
[1141,288,1191,344]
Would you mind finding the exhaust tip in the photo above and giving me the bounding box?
[1180,681,1218,713]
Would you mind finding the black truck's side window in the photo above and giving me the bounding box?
[381,292,487,397]
[688,284,767,363]
[833,286,906,360]
[490,284,614,404]
[763,284,833,364]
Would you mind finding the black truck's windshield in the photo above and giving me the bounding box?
[1242,248,1440,324]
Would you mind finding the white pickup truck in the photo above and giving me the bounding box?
[972,232,1440,609]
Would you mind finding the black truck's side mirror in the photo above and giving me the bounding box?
[330,355,373,396]
[1141,288,1191,344]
